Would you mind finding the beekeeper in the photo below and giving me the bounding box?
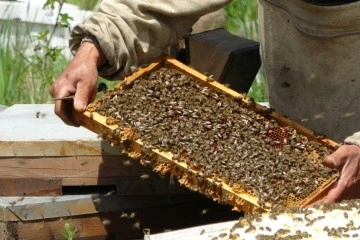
[51,0,360,203]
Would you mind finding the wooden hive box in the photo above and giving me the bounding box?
[74,56,340,213]
[0,104,243,239]
[0,193,241,240]
[0,104,190,197]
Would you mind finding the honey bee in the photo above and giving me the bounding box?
[105,116,117,126]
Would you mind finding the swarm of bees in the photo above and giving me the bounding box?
[92,67,337,209]
[228,199,360,240]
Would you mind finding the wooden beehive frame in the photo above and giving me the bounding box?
[74,56,339,213]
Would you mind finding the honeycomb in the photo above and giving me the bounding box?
[81,58,339,211]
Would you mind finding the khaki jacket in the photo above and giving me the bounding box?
[70,0,360,144]
[70,0,231,79]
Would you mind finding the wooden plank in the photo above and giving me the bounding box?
[0,194,241,240]
[0,141,107,157]
[1,194,204,222]
[147,221,236,240]
[0,216,108,240]
[73,56,340,213]
[0,104,123,157]
[0,155,149,179]
[0,155,190,196]
[0,178,62,196]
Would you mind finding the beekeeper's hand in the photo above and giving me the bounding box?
[50,42,104,126]
[317,144,360,203]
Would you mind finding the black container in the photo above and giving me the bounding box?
[183,28,261,93]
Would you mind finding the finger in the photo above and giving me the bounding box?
[322,155,336,169]
[340,182,360,200]
[53,97,79,127]
[52,86,78,126]
[307,182,339,207]
[307,198,322,207]
[320,180,347,204]
[59,100,80,127]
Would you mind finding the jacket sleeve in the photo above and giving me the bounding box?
[345,132,360,147]
[69,0,231,79]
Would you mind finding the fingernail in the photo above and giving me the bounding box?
[329,156,338,168]
[74,104,86,112]
[323,155,335,168]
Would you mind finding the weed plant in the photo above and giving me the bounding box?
[61,223,77,240]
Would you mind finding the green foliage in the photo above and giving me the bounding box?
[0,0,72,105]
[26,0,70,103]
[225,0,259,40]
[59,13,73,28]
[67,0,99,10]
[61,223,77,240]
[224,0,268,102]
[248,68,268,103]
[1,0,266,105]
[0,20,30,105]
[43,0,58,10]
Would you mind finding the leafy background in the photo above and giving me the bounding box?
[0,0,267,106]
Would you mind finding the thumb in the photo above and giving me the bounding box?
[73,83,97,112]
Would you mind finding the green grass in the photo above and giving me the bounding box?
[0,19,34,105]
[0,18,69,105]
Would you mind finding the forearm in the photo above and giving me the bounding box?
[74,41,104,68]
[69,0,231,79]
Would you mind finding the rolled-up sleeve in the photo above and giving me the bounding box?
[345,132,360,147]
[69,0,231,79]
